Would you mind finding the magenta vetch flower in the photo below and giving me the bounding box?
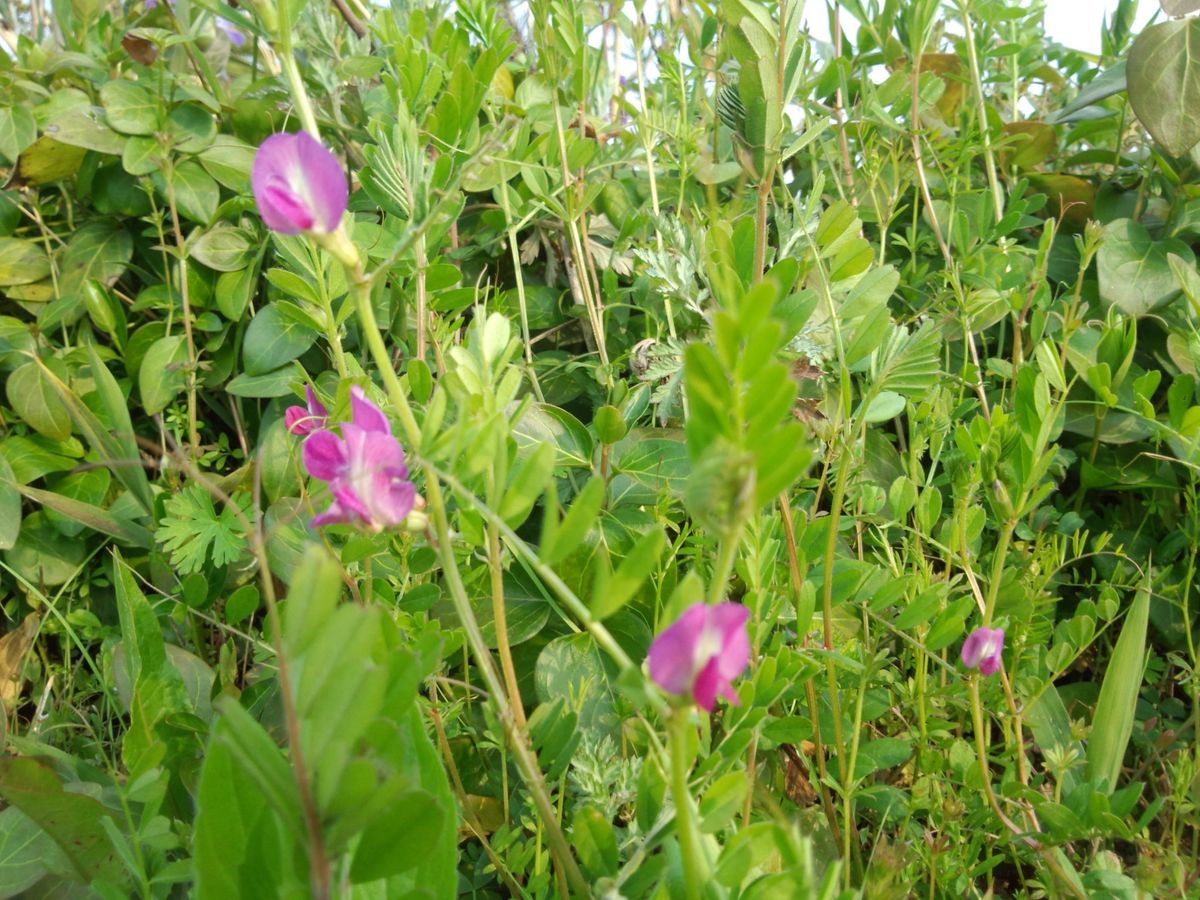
[648,602,750,711]
[285,384,329,436]
[301,387,416,531]
[252,132,348,236]
[961,626,1004,676]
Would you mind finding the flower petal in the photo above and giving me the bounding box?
[648,603,709,696]
[349,386,391,434]
[364,472,415,527]
[692,657,724,712]
[709,602,751,682]
[302,430,346,481]
[311,497,352,528]
[293,131,348,233]
[305,384,329,419]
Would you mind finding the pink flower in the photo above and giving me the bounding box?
[252,132,347,235]
[284,384,328,436]
[648,602,750,711]
[301,387,415,531]
[961,626,1004,676]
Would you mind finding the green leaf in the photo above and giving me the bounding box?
[225,367,299,398]
[154,484,252,575]
[100,81,159,135]
[12,481,150,547]
[0,107,37,164]
[572,805,619,878]
[500,440,554,527]
[1098,218,1196,316]
[58,222,132,292]
[2,511,86,586]
[699,771,748,834]
[138,334,188,415]
[198,135,256,192]
[190,224,255,272]
[1128,18,1200,156]
[542,476,606,566]
[194,716,304,900]
[163,161,220,224]
[6,362,71,441]
[349,785,444,882]
[242,303,319,376]
[0,454,20,550]
[0,806,66,896]
[1086,577,1151,790]
[44,106,125,155]
[535,633,619,739]
[0,757,129,887]
[592,526,664,620]
[16,136,86,185]
[0,238,51,286]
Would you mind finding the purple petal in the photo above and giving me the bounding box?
[342,425,407,480]
[302,430,346,481]
[305,384,329,419]
[294,131,348,233]
[252,132,346,236]
[330,482,374,524]
[349,386,391,434]
[692,657,722,712]
[647,603,708,696]
[978,629,1004,676]
[285,405,313,435]
[216,17,245,46]
[365,472,415,526]
[961,626,1003,673]
[710,602,750,682]
[311,497,353,528]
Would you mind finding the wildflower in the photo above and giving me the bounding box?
[252,132,348,236]
[960,626,1004,676]
[284,384,328,436]
[301,386,416,531]
[647,602,750,711]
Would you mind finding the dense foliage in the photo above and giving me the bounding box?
[1,0,1199,896]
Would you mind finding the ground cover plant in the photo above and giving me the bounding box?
[0,0,1199,895]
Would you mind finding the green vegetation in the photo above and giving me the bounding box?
[0,0,1198,896]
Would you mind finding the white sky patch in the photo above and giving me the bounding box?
[800,0,1161,55]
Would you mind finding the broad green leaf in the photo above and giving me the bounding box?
[138,334,188,415]
[59,222,132,291]
[0,107,37,164]
[1086,578,1151,791]
[0,806,66,896]
[0,238,50,286]
[1097,219,1195,316]
[6,362,71,441]
[162,161,220,223]
[1128,18,1200,156]
[242,303,319,376]
[85,345,154,512]
[0,455,19,550]
[16,136,86,185]
[198,135,256,192]
[44,107,125,155]
[2,511,86,586]
[0,757,128,888]
[572,805,619,878]
[190,224,255,272]
[193,719,303,900]
[534,633,619,739]
[100,80,159,135]
[1045,62,1127,125]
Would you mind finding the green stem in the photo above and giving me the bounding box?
[348,265,588,897]
[982,518,1014,625]
[959,0,1003,224]
[668,709,706,900]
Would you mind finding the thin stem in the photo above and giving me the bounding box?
[349,267,589,896]
[488,522,528,731]
[162,165,200,456]
[958,0,1004,224]
[669,709,706,900]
